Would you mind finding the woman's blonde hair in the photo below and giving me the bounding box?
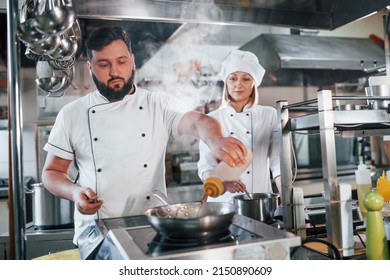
[221,83,259,108]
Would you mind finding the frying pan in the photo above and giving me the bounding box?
[144,190,237,238]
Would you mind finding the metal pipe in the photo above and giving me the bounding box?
[333,96,390,100]
[7,0,26,259]
[277,101,295,233]
[384,11,390,76]
[282,98,318,109]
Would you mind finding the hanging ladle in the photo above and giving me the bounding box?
[35,61,74,94]
[33,0,75,35]
[17,0,48,44]
[48,34,77,60]
[27,34,60,56]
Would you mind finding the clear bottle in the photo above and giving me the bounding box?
[354,162,372,219]
[202,148,254,198]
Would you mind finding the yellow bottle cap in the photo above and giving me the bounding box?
[203,176,224,198]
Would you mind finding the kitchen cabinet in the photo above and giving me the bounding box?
[0,71,7,128]
[0,78,5,89]
[0,198,8,234]
[0,227,75,260]
[277,89,390,258]
[0,71,6,89]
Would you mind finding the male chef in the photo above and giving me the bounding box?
[41,25,247,245]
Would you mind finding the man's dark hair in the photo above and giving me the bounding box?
[85,26,132,60]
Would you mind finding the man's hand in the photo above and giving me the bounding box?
[206,136,247,167]
[73,187,103,215]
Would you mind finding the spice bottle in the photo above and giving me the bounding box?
[364,191,389,260]
[377,170,390,201]
[202,148,254,198]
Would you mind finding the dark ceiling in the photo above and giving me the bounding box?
[1,0,390,69]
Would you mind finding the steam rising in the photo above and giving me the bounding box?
[137,0,232,109]
[134,0,232,155]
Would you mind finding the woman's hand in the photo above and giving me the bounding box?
[224,179,247,193]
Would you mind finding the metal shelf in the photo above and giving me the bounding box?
[291,109,390,133]
[276,89,390,259]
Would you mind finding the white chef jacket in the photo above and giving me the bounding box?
[197,103,281,203]
[44,86,191,244]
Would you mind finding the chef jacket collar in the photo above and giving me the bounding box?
[222,102,255,114]
[123,84,138,100]
[97,84,138,103]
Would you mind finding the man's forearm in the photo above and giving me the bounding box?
[179,111,223,144]
[42,170,79,201]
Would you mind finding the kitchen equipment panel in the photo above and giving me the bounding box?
[304,196,364,236]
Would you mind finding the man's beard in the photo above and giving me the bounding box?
[92,69,135,102]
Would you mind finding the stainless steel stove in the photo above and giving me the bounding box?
[80,215,301,260]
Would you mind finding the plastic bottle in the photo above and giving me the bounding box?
[364,191,390,260]
[354,162,372,218]
[377,170,390,201]
[202,148,254,198]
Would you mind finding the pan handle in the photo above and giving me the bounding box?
[151,189,174,205]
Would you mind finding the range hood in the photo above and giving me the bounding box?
[1,0,389,31]
[54,0,390,86]
[68,0,390,31]
[2,0,389,30]
[240,34,386,86]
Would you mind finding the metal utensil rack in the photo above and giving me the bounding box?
[277,89,390,257]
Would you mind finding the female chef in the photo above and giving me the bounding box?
[197,50,281,203]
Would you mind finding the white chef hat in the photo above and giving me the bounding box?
[219,50,265,87]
